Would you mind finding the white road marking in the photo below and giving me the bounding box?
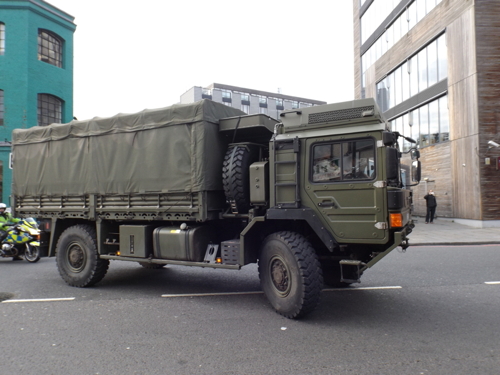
[161,286,403,298]
[484,281,500,285]
[2,297,75,303]
[324,286,402,292]
[162,291,263,298]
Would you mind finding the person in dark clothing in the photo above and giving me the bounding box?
[424,190,437,224]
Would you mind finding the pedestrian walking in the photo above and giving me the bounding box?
[424,190,437,224]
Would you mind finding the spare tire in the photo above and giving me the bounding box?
[222,145,260,213]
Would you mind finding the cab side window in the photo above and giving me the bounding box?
[312,139,375,182]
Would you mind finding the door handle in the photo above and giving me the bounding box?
[318,201,337,208]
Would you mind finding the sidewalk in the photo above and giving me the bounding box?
[408,217,500,246]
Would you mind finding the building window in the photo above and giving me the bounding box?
[0,90,4,126]
[202,89,212,99]
[221,90,232,103]
[291,101,299,109]
[361,1,400,45]
[0,23,5,56]
[376,34,447,112]
[276,98,284,110]
[241,104,250,113]
[361,0,444,88]
[312,139,375,182]
[240,93,250,106]
[390,94,449,151]
[259,107,267,115]
[38,30,63,67]
[38,94,62,126]
[259,97,267,108]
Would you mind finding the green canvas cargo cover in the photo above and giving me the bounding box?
[12,100,246,196]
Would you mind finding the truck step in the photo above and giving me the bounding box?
[203,244,220,264]
[339,260,366,284]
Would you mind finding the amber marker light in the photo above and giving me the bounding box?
[216,257,222,264]
[117,251,121,256]
[389,213,403,228]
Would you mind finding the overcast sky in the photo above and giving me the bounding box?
[45,0,354,121]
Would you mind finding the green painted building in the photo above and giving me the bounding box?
[0,0,75,204]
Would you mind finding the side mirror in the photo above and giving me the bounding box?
[411,160,421,182]
[411,149,420,160]
[382,131,396,146]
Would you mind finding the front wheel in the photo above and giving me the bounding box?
[56,225,109,287]
[23,244,40,263]
[258,231,323,319]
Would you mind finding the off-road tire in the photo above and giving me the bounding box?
[56,224,109,287]
[139,262,166,269]
[258,231,323,319]
[222,145,259,213]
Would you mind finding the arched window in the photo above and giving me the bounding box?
[0,23,5,55]
[38,94,62,126]
[38,29,63,67]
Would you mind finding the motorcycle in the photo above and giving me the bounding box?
[0,218,41,263]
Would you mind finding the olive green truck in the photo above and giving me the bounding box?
[11,98,421,318]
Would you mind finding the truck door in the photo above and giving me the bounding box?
[304,136,387,243]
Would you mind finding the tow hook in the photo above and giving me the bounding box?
[400,239,409,252]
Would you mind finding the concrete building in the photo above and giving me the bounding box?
[354,0,500,227]
[181,83,326,119]
[0,0,76,204]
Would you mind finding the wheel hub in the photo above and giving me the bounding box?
[67,244,85,271]
[270,257,290,295]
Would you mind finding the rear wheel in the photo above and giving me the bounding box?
[23,244,40,263]
[56,225,109,287]
[258,231,323,319]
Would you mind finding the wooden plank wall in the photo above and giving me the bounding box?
[447,6,482,220]
[475,0,500,220]
[412,143,453,218]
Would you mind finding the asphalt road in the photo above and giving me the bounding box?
[1,244,499,375]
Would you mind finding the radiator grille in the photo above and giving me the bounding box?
[308,106,374,124]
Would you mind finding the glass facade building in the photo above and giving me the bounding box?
[354,0,500,224]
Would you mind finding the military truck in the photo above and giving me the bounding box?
[11,98,420,318]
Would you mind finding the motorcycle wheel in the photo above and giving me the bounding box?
[24,244,40,263]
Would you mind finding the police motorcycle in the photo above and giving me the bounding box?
[0,217,41,263]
